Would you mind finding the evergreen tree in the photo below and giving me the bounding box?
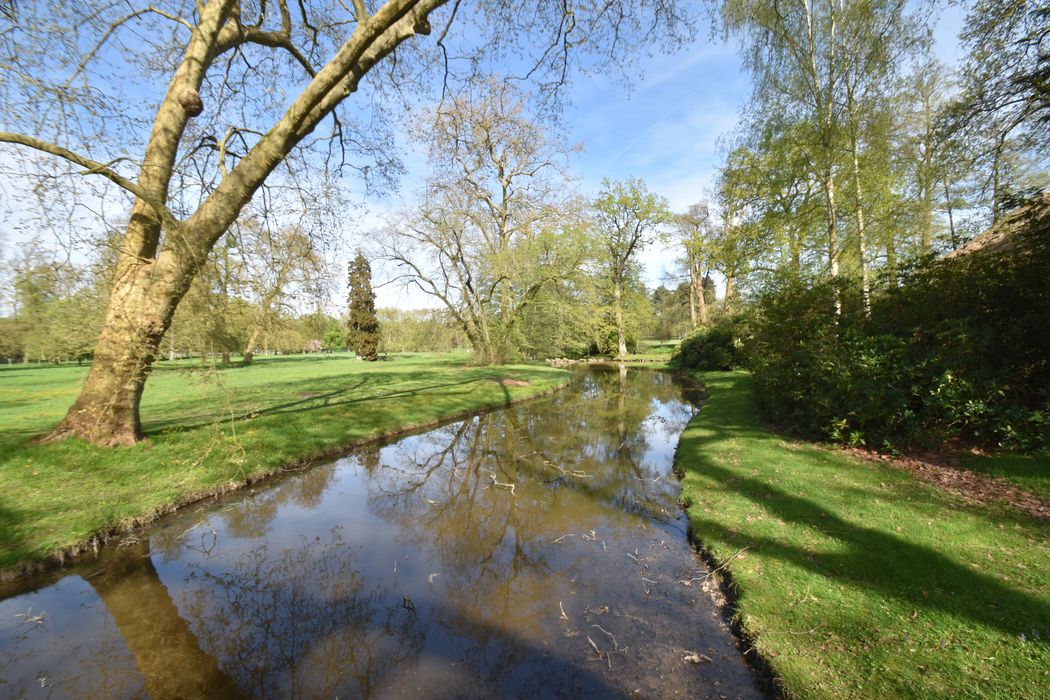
[346,252,380,361]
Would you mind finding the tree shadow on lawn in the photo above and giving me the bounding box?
[145,372,514,436]
[680,427,1050,642]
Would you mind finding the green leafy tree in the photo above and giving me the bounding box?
[950,0,1049,221]
[671,203,715,328]
[322,322,345,353]
[347,252,379,361]
[592,178,670,357]
[379,80,587,364]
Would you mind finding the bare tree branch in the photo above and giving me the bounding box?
[0,130,178,227]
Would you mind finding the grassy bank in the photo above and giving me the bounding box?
[675,372,1049,698]
[0,353,570,573]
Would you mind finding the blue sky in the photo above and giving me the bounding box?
[370,3,968,308]
[0,2,969,312]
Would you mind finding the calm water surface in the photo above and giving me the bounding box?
[0,366,763,699]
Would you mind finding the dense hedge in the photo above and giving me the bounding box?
[674,225,1049,452]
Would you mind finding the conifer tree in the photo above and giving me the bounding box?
[347,252,379,361]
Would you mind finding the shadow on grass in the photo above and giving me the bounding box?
[959,452,1050,501]
[145,374,502,435]
[680,374,1050,642]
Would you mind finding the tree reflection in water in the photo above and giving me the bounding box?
[180,528,426,698]
[0,368,762,699]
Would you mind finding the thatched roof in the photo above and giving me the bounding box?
[946,192,1050,259]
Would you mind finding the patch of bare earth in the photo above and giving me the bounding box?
[495,378,531,387]
[842,447,1050,520]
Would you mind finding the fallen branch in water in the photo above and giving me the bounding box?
[591,624,625,655]
[683,651,712,664]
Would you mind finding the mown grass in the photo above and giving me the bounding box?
[676,372,1049,699]
[0,352,570,572]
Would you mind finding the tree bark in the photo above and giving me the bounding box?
[44,253,191,445]
[613,280,627,357]
[243,327,262,366]
[849,132,871,317]
[696,272,709,326]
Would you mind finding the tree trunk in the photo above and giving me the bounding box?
[943,177,958,249]
[613,280,627,357]
[824,172,842,315]
[920,180,933,253]
[243,327,261,366]
[688,273,697,329]
[849,139,871,317]
[696,269,709,326]
[44,255,186,446]
[886,239,898,287]
[724,273,735,312]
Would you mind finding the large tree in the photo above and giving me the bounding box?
[380,79,588,364]
[671,202,715,329]
[0,0,692,445]
[592,178,670,358]
[238,223,325,365]
[950,0,1049,220]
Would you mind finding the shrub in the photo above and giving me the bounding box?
[743,227,1050,452]
[670,313,752,371]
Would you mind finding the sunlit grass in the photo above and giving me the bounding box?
[0,352,570,571]
[676,372,1050,699]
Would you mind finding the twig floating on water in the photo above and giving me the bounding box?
[591,624,622,653]
[683,651,713,664]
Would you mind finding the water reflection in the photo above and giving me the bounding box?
[87,542,244,699]
[0,367,762,699]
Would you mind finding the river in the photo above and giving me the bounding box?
[0,365,763,699]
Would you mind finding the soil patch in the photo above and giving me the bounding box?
[495,378,531,387]
[842,447,1050,520]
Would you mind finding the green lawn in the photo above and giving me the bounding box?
[0,352,570,573]
[676,372,1049,699]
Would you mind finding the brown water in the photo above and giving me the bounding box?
[0,366,763,699]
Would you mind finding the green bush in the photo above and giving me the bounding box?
[670,313,751,371]
[744,228,1050,452]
